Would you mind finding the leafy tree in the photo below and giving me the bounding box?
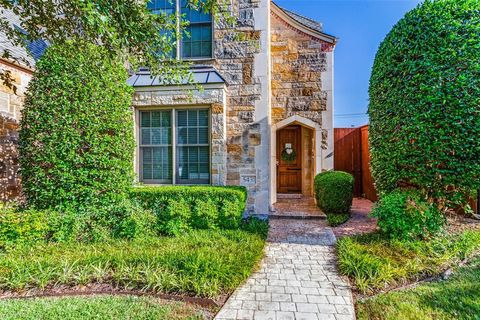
[19,40,135,211]
[368,0,480,210]
[0,0,230,89]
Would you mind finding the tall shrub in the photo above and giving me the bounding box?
[368,0,480,209]
[19,41,135,211]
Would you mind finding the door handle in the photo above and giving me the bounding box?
[286,168,301,171]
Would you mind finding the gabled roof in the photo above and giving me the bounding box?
[127,65,226,87]
[271,2,337,44]
[281,8,324,34]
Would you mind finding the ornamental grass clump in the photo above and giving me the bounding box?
[368,0,480,211]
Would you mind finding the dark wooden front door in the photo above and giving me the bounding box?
[277,126,302,193]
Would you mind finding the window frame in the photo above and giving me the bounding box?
[136,106,212,185]
[147,0,214,61]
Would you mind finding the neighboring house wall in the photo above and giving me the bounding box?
[0,113,20,202]
[0,60,32,120]
[0,60,32,202]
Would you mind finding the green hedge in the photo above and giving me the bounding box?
[19,40,135,212]
[129,186,248,235]
[314,171,354,215]
[368,0,480,208]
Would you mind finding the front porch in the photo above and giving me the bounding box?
[270,195,326,219]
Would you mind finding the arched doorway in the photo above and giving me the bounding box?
[276,125,314,195]
[270,115,323,206]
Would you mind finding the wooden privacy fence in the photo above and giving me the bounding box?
[334,125,378,202]
[334,125,479,213]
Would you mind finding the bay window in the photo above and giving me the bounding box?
[139,108,210,184]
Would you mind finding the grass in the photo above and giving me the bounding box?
[0,295,205,320]
[0,229,266,298]
[327,213,350,227]
[337,230,480,294]
[356,257,480,320]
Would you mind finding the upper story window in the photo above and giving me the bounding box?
[147,0,213,60]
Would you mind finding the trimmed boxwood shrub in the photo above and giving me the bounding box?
[19,40,135,212]
[129,186,248,235]
[371,189,446,240]
[314,171,354,215]
[368,0,480,209]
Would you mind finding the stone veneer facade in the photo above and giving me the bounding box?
[0,60,32,202]
[132,0,336,215]
[133,0,272,214]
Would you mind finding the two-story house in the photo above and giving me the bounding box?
[128,0,337,214]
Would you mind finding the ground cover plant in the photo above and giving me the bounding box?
[0,295,205,320]
[368,0,480,210]
[356,256,480,320]
[0,228,266,298]
[314,171,354,226]
[327,213,350,227]
[337,229,480,294]
[371,189,446,240]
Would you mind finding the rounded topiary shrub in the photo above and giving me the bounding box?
[371,189,446,240]
[314,171,354,214]
[368,0,480,209]
[19,40,135,211]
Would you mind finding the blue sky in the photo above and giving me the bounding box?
[275,0,422,127]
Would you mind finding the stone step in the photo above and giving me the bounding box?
[269,212,327,220]
[277,193,302,199]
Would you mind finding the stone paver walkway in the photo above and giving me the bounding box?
[333,198,376,238]
[215,216,355,320]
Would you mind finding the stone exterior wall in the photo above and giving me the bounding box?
[132,0,271,214]
[0,60,31,202]
[213,0,270,214]
[131,1,335,215]
[0,60,32,120]
[270,11,334,132]
[0,114,20,202]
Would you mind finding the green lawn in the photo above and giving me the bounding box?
[0,295,205,320]
[337,230,480,293]
[357,257,480,320]
[0,229,266,298]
